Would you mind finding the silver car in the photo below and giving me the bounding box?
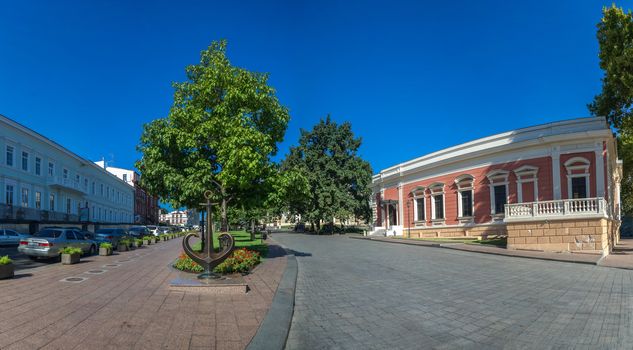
[18,228,97,258]
[0,229,30,246]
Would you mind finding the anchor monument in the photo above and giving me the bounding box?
[181,189,235,280]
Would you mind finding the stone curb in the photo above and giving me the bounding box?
[246,249,298,350]
[350,236,601,266]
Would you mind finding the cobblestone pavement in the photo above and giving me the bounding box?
[0,238,286,350]
[273,232,633,350]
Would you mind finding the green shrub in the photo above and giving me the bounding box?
[173,253,204,273]
[135,238,143,246]
[142,236,153,241]
[0,255,12,265]
[100,242,113,249]
[59,247,83,255]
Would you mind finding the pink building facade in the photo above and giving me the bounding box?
[371,118,623,255]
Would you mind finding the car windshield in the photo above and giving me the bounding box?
[34,229,62,238]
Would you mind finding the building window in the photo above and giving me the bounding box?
[493,185,507,214]
[513,165,539,203]
[428,183,445,222]
[416,197,425,221]
[564,157,591,199]
[100,184,104,196]
[49,194,55,211]
[21,151,29,171]
[63,168,68,179]
[123,174,127,182]
[35,191,41,209]
[84,178,88,190]
[571,176,588,199]
[6,146,14,167]
[6,185,14,205]
[487,170,510,217]
[48,162,54,176]
[21,188,29,207]
[92,182,95,194]
[76,174,80,184]
[66,198,71,214]
[455,174,475,220]
[35,157,41,175]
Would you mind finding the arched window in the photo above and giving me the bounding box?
[428,182,445,224]
[486,169,509,216]
[514,165,539,203]
[410,186,426,225]
[564,157,590,199]
[454,174,474,221]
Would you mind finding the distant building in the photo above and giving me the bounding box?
[160,210,190,226]
[95,161,159,225]
[0,114,134,229]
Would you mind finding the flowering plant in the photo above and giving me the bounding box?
[172,248,261,274]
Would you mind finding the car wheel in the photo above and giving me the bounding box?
[89,245,96,255]
[28,255,38,260]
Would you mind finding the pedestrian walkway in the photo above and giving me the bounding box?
[0,238,287,350]
[599,238,633,269]
[352,235,602,265]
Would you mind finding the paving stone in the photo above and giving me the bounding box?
[273,232,633,349]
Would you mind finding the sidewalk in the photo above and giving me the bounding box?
[598,237,633,269]
[0,238,287,350]
[350,236,612,266]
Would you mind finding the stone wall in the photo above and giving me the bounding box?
[407,224,507,239]
[507,218,614,255]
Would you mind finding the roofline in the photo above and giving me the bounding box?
[373,116,613,185]
[0,113,133,189]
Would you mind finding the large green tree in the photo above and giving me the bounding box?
[136,40,290,230]
[589,5,633,215]
[282,116,372,232]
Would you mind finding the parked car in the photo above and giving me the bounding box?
[147,225,159,236]
[158,226,170,234]
[128,226,150,238]
[0,229,30,246]
[18,228,98,259]
[93,228,128,247]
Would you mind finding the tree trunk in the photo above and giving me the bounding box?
[250,219,256,241]
[316,221,321,234]
[221,197,228,232]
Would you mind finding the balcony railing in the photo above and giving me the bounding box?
[505,197,608,222]
[47,176,86,194]
[0,204,80,222]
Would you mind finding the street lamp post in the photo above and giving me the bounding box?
[406,199,411,238]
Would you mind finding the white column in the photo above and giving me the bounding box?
[398,183,404,227]
[552,146,561,200]
[595,141,605,198]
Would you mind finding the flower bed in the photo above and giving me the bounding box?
[173,248,261,274]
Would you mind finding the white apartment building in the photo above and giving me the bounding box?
[160,210,194,226]
[0,114,134,224]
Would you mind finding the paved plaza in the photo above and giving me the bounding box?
[0,239,286,350]
[273,232,633,350]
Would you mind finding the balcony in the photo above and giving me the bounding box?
[0,204,80,222]
[505,197,608,222]
[47,176,86,194]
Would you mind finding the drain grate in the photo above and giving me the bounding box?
[103,264,120,268]
[60,277,87,283]
[85,269,107,275]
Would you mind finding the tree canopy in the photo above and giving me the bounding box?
[281,116,372,232]
[136,40,290,228]
[589,5,633,215]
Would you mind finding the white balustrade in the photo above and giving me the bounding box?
[505,197,608,221]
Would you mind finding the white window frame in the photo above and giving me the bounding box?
[564,157,591,199]
[5,184,14,206]
[486,169,509,218]
[35,191,42,209]
[48,161,55,177]
[5,145,14,167]
[410,187,426,226]
[514,165,539,203]
[49,193,55,211]
[454,174,475,223]
[428,182,445,225]
[21,187,29,207]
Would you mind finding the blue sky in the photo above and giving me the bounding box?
[1,0,631,177]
